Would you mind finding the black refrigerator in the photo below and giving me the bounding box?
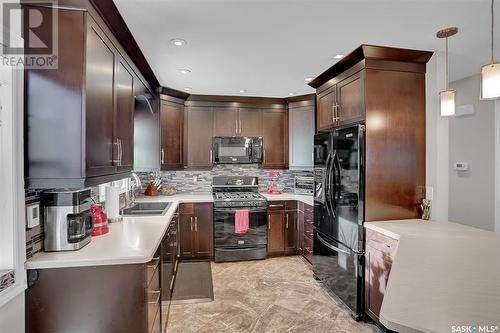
[312,123,365,320]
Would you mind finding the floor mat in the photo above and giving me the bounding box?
[171,261,214,304]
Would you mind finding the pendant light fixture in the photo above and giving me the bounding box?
[481,0,500,100]
[437,27,458,117]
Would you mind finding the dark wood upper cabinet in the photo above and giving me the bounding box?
[85,22,116,178]
[213,108,238,136]
[185,107,214,169]
[262,109,288,169]
[25,4,155,188]
[238,108,262,137]
[310,45,432,220]
[114,58,135,173]
[337,71,365,126]
[160,100,184,170]
[316,86,336,131]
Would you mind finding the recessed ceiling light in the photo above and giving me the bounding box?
[178,68,191,75]
[334,54,344,59]
[289,92,296,96]
[239,89,247,93]
[305,77,313,83]
[170,38,187,47]
[184,87,192,91]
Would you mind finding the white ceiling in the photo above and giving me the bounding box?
[114,0,498,97]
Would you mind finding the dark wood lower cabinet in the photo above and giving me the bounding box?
[298,201,313,264]
[267,201,298,256]
[178,203,213,260]
[364,229,398,324]
[26,253,161,333]
[26,215,182,333]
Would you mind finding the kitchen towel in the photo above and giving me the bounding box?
[234,209,249,234]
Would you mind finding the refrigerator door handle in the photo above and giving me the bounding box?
[333,152,341,211]
[358,124,366,225]
[316,233,351,255]
[329,151,337,215]
[324,153,333,216]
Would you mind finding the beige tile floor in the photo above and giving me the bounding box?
[165,256,380,333]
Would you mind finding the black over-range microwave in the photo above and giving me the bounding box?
[213,137,263,164]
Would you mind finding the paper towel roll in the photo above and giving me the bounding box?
[106,186,125,221]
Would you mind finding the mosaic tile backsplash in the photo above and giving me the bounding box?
[137,165,313,194]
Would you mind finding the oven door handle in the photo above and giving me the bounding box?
[215,207,267,213]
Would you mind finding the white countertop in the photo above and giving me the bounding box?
[260,193,313,206]
[365,219,500,333]
[26,193,311,270]
[26,194,213,270]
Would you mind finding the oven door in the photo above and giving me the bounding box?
[214,207,267,247]
[213,137,253,164]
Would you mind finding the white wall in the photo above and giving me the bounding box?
[0,293,24,333]
[426,52,449,221]
[448,75,495,231]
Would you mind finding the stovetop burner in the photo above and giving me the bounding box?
[212,176,267,208]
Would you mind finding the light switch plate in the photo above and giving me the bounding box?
[426,187,434,200]
[26,202,40,228]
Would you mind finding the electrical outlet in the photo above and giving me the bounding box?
[426,187,434,201]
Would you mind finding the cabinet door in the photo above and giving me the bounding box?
[284,211,298,254]
[365,245,392,322]
[238,108,262,137]
[85,22,116,177]
[338,71,365,126]
[160,101,183,170]
[297,210,304,254]
[262,109,288,169]
[114,58,134,173]
[194,203,213,259]
[213,108,238,136]
[316,86,336,132]
[179,215,194,258]
[267,211,285,255]
[185,107,213,169]
[289,106,314,169]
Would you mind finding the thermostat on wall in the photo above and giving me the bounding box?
[454,162,469,171]
[26,202,40,228]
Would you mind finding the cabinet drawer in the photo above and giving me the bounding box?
[268,201,286,210]
[366,229,398,258]
[303,235,313,263]
[303,221,314,239]
[147,290,160,332]
[303,203,313,215]
[145,257,160,288]
[179,203,195,214]
[148,302,161,333]
[285,200,297,211]
[147,261,160,292]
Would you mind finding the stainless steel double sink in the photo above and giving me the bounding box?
[120,202,172,217]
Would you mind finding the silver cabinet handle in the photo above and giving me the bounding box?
[332,103,335,123]
[268,215,271,229]
[239,119,242,134]
[118,138,123,166]
[194,216,198,232]
[161,148,165,164]
[113,139,120,164]
[190,216,193,232]
[286,213,289,229]
[235,119,238,134]
[209,149,213,164]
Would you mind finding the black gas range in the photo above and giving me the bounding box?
[212,176,268,262]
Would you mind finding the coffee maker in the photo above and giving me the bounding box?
[42,188,94,251]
